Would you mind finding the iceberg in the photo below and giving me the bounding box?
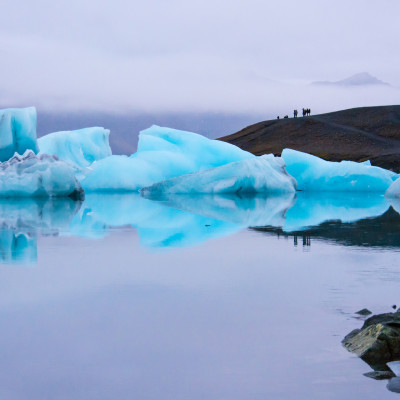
[0,107,38,162]
[82,126,254,192]
[0,151,83,198]
[141,155,296,195]
[282,149,397,192]
[38,127,111,169]
[385,177,400,198]
[135,125,253,167]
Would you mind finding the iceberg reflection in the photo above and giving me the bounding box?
[0,190,399,265]
[69,193,243,248]
[0,198,81,264]
[0,230,36,265]
[283,192,390,232]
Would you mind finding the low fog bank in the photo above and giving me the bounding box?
[2,76,398,117]
[22,80,400,155]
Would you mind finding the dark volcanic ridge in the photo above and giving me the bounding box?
[219,105,400,172]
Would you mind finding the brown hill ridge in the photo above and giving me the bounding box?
[218,105,400,172]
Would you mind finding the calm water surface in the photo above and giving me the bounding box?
[0,193,399,399]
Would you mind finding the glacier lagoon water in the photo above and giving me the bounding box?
[0,193,400,399]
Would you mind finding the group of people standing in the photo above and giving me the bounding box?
[277,108,311,119]
[293,108,311,118]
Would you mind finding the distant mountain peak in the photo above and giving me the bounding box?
[312,72,390,87]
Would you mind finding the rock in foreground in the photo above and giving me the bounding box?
[343,310,400,370]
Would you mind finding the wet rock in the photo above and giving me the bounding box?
[343,311,400,370]
[355,308,372,316]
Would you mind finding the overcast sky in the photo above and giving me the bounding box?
[0,0,399,115]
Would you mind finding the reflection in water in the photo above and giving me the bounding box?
[0,198,81,264]
[0,230,36,264]
[256,207,400,249]
[387,377,400,393]
[0,191,400,264]
[283,192,390,232]
[69,193,243,247]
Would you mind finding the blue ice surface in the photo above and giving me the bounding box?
[0,107,38,162]
[0,151,82,198]
[141,154,296,195]
[38,127,111,169]
[81,125,255,192]
[282,149,398,192]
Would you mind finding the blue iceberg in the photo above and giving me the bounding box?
[0,151,83,198]
[141,155,296,195]
[38,127,111,169]
[82,126,254,192]
[0,107,38,162]
[282,149,397,192]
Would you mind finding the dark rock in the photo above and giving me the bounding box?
[362,312,400,330]
[364,370,395,380]
[355,308,372,316]
[343,311,400,371]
